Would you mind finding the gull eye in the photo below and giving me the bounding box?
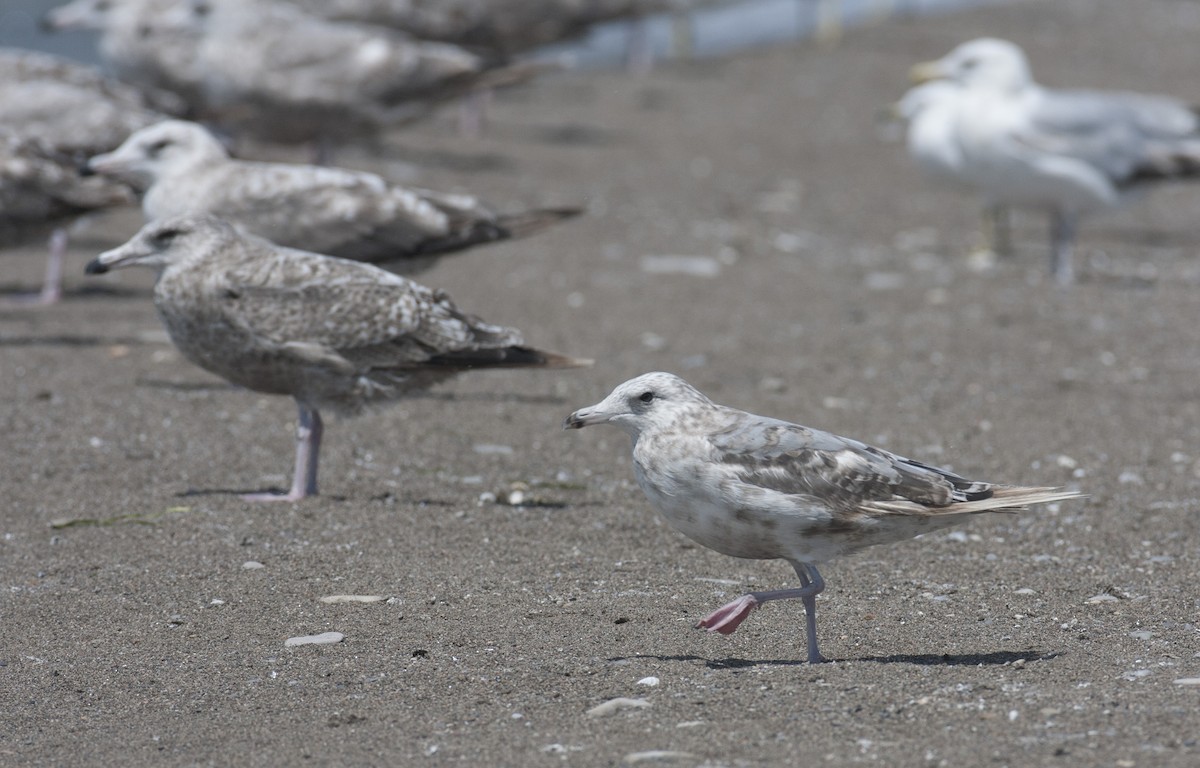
[153,228,182,246]
[638,391,654,403]
[146,139,171,157]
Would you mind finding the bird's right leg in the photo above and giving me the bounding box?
[243,402,323,502]
[984,204,1011,257]
[1050,211,1076,285]
[1,227,66,307]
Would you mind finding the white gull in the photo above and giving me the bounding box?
[565,372,1082,663]
[911,38,1200,285]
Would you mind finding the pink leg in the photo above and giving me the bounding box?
[457,89,492,139]
[1,228,66,307]
[697,561,827,664]
[243,402,323,502]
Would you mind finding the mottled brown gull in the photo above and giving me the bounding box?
[0,48,173,304]
[42,0,207,110]
[564,372,1082,663]
[45,0,550,145]
[911,37,1200,285]
[85,214,591,501]
[86,120,580,272]
[285,0,674,58]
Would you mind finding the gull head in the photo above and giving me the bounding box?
[563,372,712,437]
[85,214,236,275]
[910,38,1031,92]
[86,120,229,188]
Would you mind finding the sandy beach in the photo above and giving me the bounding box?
[3,0,1200,764]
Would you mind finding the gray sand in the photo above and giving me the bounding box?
[3,0,1199,765]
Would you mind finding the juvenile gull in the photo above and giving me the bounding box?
[0,48,172,304]
[87,120,580,272]
[564,372,1082,663]
[85,214,590,501]
[285,0,674,59]
[911,38,1200,285]
[45,0,550,146]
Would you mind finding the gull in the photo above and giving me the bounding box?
[0,48,172,305]
[284,0,673,59]
[893,80,1010,257]
[44,0,549,146]
[41,0,207,109]
[85,214,591,502]
[911,37,1200,285]
[564,372,1081,664]
[86,120,580,273]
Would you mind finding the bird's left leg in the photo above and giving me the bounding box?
[1,227,66,307]
[696,561,828,663]
[1050,211,1077,285]
[243,401,323,502]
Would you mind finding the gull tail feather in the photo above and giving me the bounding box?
[945,486,1084,515]
[415,207,580,257]
[425,346,592,370]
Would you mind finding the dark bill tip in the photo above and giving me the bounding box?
[84,258,109,275]
[562,413,585,430]
[78,161,96,178]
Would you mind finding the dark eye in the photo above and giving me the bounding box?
[146,139,171,157]
[638,391,654,403]
[153,228,182,246]
[961,57,978,70]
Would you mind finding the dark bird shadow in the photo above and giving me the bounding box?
[609,650,1058,669]
[844,650,1060,666]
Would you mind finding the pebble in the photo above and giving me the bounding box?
[242,561,265,570]
[623,751,695,764]
[1128,630,1153,640]
[1085,593,1119,604]
[319,595,386,604]
[472,443,514,455]
[1013,588,1036,596]
[284,631,345,648]
[640,255,721,278]
[586,697,651,717]
[1172,678,1200,686]
[637,676,660,687]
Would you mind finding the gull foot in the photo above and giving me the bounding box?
[696,595,759,635]
[241,490,309,503]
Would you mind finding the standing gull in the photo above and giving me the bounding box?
[85,215,591,502]
[0,48,174,305]
[86,120,580,273]
[893,80,1010,258]
[911,37,1200,285]
[564,372,1081,663]
[45,0,550,146]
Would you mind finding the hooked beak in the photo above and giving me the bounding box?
[908,60,946,84]
[84,150,124,179]
[84,241,146,275]
[562,406,608,430]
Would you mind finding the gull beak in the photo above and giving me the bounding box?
[84,241,147,275]
[563,406,607,430]
[908,60,945,84]
[84,150,125,178]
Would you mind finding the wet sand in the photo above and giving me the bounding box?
[3,0,1200,765]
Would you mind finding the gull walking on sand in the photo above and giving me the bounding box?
[86,120,580,272]
[565,372,1082,664]
[910,37,1200,285]
[86,214,590,502]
